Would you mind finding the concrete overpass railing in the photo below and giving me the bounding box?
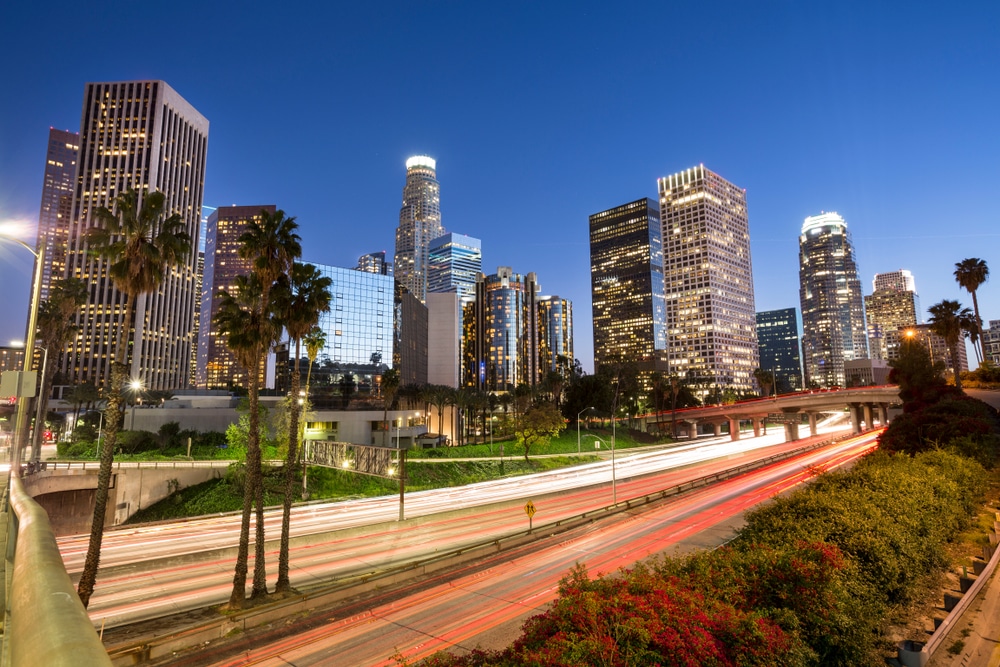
[3,475,111,667]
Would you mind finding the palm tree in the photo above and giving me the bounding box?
[752,368,775,398]
[274,263,331,593]
[220,208,301,607]
[31,277,87,463]
[928,299,975,390]
[380,368,401,443]
[301,326,325,497]
[954,258,989,361]
[77,189,191,608]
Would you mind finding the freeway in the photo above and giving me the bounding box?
[73,425,854,630]
[160,430,881,666]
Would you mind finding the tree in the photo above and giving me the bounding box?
[753,368,775,398]
[77,189,191,608]
[301,325,325,497]
[273,262,331,594]
[955,258,989,361]
[514,403,565,461]
[380,368,401,440]
[218,208,301,608]
[928,299,975,391]
[31,277,87,463]
[426,384,455,442]
[66,382,100,435]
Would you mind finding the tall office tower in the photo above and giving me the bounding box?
[589,198,668,386]
[394,156,443,303]
[864,270,920,361]
[34,129,79,302]
[189,250,204,387]
[873,269,916,294]
[427,292,462,387]
[394,283,429,386]
[798,212,868,388]
[357,251,393,276]
[658,166,758,397]
[755,308,803,393]
[427,232,482,302]
[61,81,208,391]
[463,267,540,390]
[538,296,573,372]
[196,205,276,389]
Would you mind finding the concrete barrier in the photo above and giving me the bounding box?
[6,476,111,667]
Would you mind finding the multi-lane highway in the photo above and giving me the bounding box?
[60,424,855,631]
[154,430,880,666]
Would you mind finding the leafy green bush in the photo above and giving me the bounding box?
[879,394,1000,465]
[57,440,96,458]
[116,430,160,455]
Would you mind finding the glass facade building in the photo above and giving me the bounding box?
[798,212,868,388]
[394,155,443,303]
[34,128,79,303]
[312,264,394,367]
[589,198,668,384]
[658,166,758,397]
[61,81,208,390]
[755,308,802,392]
[464,267,540,390]
[427,232,482,302]
[196,205,276,389]
[538,296,573,372]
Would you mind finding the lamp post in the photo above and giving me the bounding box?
[577,406,593,454]
[29,344,48,464]
[128,379,143,430]
[2,233,45,477]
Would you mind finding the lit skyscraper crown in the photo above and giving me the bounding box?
[405,155,436,170]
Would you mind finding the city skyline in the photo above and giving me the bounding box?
[1,2,997,373]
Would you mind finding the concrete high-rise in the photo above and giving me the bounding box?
[196,206,276,390]
[62,81,208,390]
[589,198,668,385]
[798,212,868,388]
[755,308,802,392]
[357,251,392,276]
[394,156,443,303]
[34,128,79,302]
[658,166,758,396]
[865,270,920,361]
[427,232,481,302]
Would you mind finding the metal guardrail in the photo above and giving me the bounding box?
[5,476,111,667]
[29,459,284,473]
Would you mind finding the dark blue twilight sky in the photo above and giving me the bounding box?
[1,1,998,372]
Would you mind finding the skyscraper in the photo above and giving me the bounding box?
[589,198,668,384]
[394,155,443,303]
[538,296,573,372]
[34,128,79,302]
[62,81,208,390]
[658,166,758,396]
[196,205,276,390]
[798,212,868,388]
[427,232,482,302]
[865,270,920,361]
[464,267,540,390]
[357,251,392,276]
[755,308,802,392]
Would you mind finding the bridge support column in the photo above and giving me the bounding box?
[729,418,740,441]
[878,403,890,425]
[713,422,722,437]
[784,421,800,442]
[751,417,761,437]
[807,412,818,437]
[863,404,874,431]
[849,403,862,434]
[687,421,698,439]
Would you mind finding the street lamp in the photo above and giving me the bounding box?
[10,340,49,466]
[577,406,593,454]
[128,379,143,430]
[1,231,45,477]
[584,434,616,505]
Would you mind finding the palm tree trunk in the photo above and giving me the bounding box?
[951,343,963,391]
[78,291,134,608]
[30,359,56,464]
[276,340,302,593]
[972,290,986,362]
[249,355,268,600]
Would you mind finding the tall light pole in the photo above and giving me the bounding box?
[584,434,615,505]
[128,379,143,430]
[2,233,45,477]
[577,406,593,454]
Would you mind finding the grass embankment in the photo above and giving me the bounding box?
[126,454,601,524]
[407,427,668,459]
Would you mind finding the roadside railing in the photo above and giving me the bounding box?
[5,475,111,667]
